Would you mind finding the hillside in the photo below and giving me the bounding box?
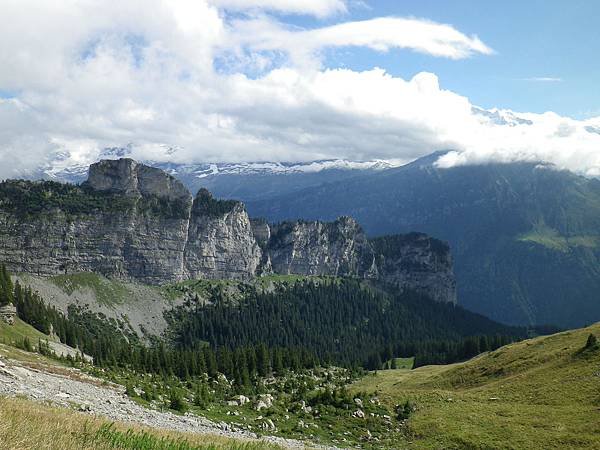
[352,322,600,449]
[0,349,285,450]
[247,152,600,328]
[10,271,520,369]
[1,288,597,449]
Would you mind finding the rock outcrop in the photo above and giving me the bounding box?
[0,159,457,303]
[267,217,378,278]
[86,158,191,202]
[184,189,262,280]
[371,233,457,304]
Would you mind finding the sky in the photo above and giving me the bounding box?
[1,0,600,178]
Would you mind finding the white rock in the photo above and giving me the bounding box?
[353,409,365,419]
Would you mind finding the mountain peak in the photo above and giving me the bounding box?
[86,158,191,202]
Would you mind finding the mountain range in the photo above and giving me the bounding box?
[33,147,400,202]
[245,152,600,328]
[0,158,456,304]
[17,150,600,328]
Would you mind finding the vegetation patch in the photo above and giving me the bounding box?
[351,322,600,449]
[50,272,132,307]
[0,180,134,218]
[193,189,240,217]
[517,221,600,251]
[0,397,279,450]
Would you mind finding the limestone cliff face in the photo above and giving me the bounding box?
[0,160,193,284]
[267,217,378,278]
[370,233,457,304]
[184,190,262,280]
[0,159,456,303]
[262,220,456,303]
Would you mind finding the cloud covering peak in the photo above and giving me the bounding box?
[1,0,600,179]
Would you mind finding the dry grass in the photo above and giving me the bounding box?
[0,396,283,450]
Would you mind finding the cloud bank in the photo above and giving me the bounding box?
[1,0,600,179]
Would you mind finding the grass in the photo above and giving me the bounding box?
[162,275,341,303]
[351,322,600,449]
[517,221,600,251]
[161,278,242,303]
[0,396,282,450]
[0,317,54,345]
[381,357,414,370]
[0,319,72,365]
[49,272,132,306]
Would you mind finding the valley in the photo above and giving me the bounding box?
[3,3,598,448]
[1,294,598,449]
[0,158,595,449]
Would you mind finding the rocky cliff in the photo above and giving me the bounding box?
[0,159,456,303]
[184,189,262,280]
[267,217,378,278]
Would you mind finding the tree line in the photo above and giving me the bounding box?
[1,265,527,379]
[170,278,525,369]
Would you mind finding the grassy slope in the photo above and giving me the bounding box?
[0,396,281,450]
[0,317,52,344]
[50,272,132,306]
[352,322,600,449]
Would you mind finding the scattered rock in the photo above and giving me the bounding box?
[258,393,274,408]
[0,358,321,450]
[353,409,365,419]
[255,400,269,411]
[234,395,250,406]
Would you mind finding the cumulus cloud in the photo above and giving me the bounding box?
[0,0,599,180]
[208,0,348,17]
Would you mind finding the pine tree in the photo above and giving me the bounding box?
[256,343,270,377]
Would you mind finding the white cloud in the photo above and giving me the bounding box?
[208,0,347,17]
[523,77,563,82]
[226,16,493,69]
[1,0,599,180]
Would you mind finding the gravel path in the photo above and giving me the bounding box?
[0,357,337,449]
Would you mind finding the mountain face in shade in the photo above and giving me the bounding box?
[246,152,600,328]
[0,159,456,304]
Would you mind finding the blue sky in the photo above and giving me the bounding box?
[281,0,600,118]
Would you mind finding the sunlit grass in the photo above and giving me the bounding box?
[352,323,600,449]
[0,396,282,450]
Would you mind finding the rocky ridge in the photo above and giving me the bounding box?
[0,159,456,303]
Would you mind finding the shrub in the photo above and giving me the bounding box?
[169,389,188,413]
[395,400,416,420]
[585,333,598,350]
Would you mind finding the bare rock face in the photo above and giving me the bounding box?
[371,233,457,304]
[0,159,194,284]
[0,159,457,303]
[87,158,191,202]
[267,217,378,278]
[184,190,262,280]
[262,219,456,303]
